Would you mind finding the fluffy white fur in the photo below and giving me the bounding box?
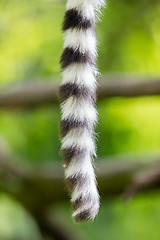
[61,97,97,122]
[62,128,96,155]
[67,0,95,20]
[62,63,98,89]
[63,29,97,57]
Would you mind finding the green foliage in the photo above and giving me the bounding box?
[0,0,160,239]
[97,97,160,157]
[0,108,61,163]
[0,194,40,240]
[0,0,63,85]
[45,193,160,240]
[98,0,160,73]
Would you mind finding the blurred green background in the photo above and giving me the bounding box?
[0,0,160,239]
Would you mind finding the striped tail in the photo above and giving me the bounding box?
[59,0,104,222]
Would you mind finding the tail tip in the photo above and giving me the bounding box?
[72,203,99,222]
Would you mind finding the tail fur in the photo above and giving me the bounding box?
[59,0,105,222]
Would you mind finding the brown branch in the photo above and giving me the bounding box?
[123,163,160,200]
[0,140,160,207]
[1,146,160,239]
[0,75,160,108]
[0,153,158,209]
[0,138,81,240]
[99,76,160,98]
[0,134,159,239]
[0,82,59,109]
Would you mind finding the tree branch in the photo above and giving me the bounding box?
[123,164,160,200]
[0,153,159,208]
[0,75,160,108]
[1,143,160,239]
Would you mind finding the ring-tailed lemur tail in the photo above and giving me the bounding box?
[59,0,105,222]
